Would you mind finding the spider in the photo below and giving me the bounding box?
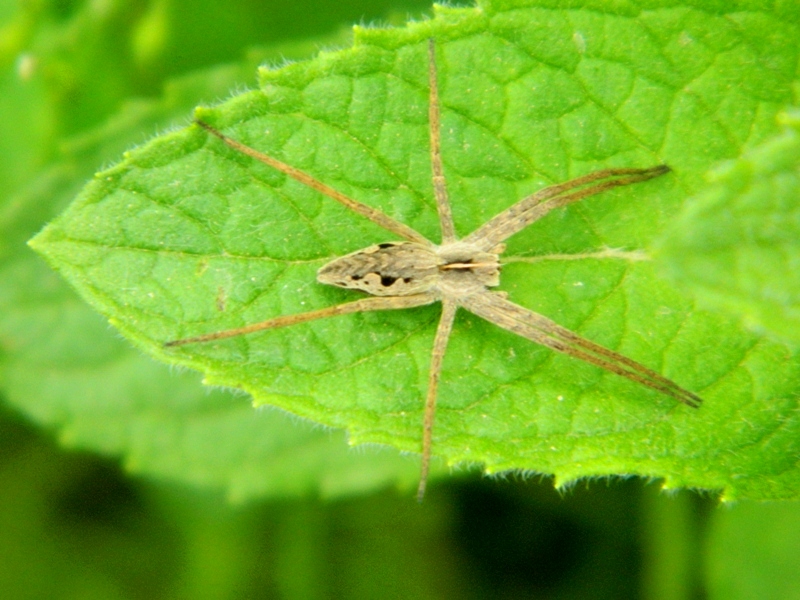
[166,39,701,500]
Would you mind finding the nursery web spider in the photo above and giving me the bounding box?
[166,40,701,500]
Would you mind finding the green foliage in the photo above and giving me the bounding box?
[5,0,800,501]
[707,500,800,600]
[27,1,800,500]
[659,110,800,345]
[3,2,800,598]
[1,0,425,501]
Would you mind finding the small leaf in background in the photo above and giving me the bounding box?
[707,500,800,600]
[658,110,800,345]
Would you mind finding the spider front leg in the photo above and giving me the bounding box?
[426,38,456,244]
[418,298,458,501]
[460,292,702,408]
[464,165,670,250]
[194,120,431,246]
[164,293,437,347]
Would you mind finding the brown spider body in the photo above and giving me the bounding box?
[317,241,501,298]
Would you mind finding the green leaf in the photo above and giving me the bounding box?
[2,17,422,499]
[658,110,800,345]
[30,1,800,499]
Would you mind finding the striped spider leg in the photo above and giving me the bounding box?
[167,40,701,500]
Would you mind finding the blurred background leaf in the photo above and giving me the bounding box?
[706,499,800,600]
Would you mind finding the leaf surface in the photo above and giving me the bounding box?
[30,1,800,499]
[659,110,800,345]
[2,13,420,500]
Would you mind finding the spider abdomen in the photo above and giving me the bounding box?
[317,241,440,296]
[317,240,501,299]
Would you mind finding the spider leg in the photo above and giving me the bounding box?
[195,120,430,245]
[165,293,438,347]
[463,165,670,250]
[418,297,458,501]
[427,39,456,244]
[460,292,702,408]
